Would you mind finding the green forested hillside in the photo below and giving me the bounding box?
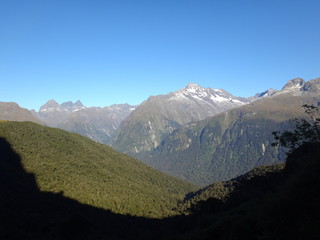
[0,121,195,218]
[140,95,320,186]
[1,120,319,239]
[165,143,320,240]
[176,163,285,214]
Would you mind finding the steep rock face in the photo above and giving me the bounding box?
[0,102,44,124]
[138,78,320,185]
[36,101,135,144]
[111,83,249,154]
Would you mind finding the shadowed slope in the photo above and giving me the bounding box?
[0,121,195,218]
[169,143,320,240]
[1,137,320,239]
[0,136,166,240]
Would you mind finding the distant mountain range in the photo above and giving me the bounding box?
[1,77,319,186]
[34,100,135,144]
[26,82,257,145]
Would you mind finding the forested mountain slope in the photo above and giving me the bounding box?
[1,132,319,239]
[0,121,195,218]
[141,94,320,185]
[169,142,320,240]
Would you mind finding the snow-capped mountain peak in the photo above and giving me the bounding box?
[174,83,247,105]
[184,82,203,92]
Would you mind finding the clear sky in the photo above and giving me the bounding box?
[1,0,319,110]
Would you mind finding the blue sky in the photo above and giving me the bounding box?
[1,0,319,110]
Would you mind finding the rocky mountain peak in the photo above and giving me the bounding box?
[39,99,60,111]
[74,100,84,108]
[61,101,74,108]
[185,83,202,91]
[281,78,305,91]
[255,88,278,98]
[302,78,320,92]
[61,100,85,109]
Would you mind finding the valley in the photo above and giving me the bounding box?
[1,120,319,239]
[1,77,320,239]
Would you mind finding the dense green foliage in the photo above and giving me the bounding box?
[176,163,285,214]
[0,121,195,218]
[165,142,320,240]
[1,119,319,239]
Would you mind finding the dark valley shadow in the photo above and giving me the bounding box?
[2,136,320,240]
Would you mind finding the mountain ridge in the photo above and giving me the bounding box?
[35,101,135,144]
[112,78,320,185]
[0,102,44,125]
[110,83,252,154]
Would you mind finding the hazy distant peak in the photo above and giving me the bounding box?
[61,101,74,108]
[301,78,320,92]
[60,100,84,108]
[40,99,60,110]
[74,100,84,107]
[185,82,202,89]
[47,99,59,106]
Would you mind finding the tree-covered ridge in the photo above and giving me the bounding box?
[165,105,320,239]
[164,141,320,240]
[0,121,195,218]
[273,104,320,152]
[176,163,285,214]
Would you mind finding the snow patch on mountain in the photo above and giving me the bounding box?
[171,83,248,105]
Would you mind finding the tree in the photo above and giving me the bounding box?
[272,104,320,152]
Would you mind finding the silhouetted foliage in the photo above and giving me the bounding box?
[272,104,320,152]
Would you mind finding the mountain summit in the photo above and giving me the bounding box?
[272,77,320,96]
[40,100,86,113]
[39,99,60,111]
[37,100,87,127]
[253,77,320,98]
[170,83,248,104]
[111,83,249,154]
[281,78,305,91]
